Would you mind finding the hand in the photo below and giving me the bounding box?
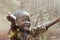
[57,17,60,22]
[7,12,15,22]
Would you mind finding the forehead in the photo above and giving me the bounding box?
[13,10,30,21]
[13,10,30,18]
[16,15,30,22]
[18,15,29,19]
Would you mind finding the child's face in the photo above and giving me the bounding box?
[16,16,31,28]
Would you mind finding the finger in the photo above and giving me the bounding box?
[6,12,12,18]
[8,12,12,16]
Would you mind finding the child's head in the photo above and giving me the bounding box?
[13,10,31,28]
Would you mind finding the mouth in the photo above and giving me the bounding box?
[20,23,31,32]
[23,27,30,32]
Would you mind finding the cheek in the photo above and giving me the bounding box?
[17,21,24,27]
[19,22,24,26]
[16,20,21,27]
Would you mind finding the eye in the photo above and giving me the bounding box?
[22,18,30,21]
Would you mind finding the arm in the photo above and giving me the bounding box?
[7,12,18,31]
[7,12,18,40]
[41,17,60,29]
[32,17,60,37]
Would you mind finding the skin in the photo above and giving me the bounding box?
[32,17,60,37]
[15,16,60,38]
[7,13,60,40]
[16,16,30,28]
[7,15,31,40]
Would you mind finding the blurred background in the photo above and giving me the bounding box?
[0,0,60,40]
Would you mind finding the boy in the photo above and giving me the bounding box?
[7,10,60,40]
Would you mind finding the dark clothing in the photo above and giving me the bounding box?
[9,25,47,40]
